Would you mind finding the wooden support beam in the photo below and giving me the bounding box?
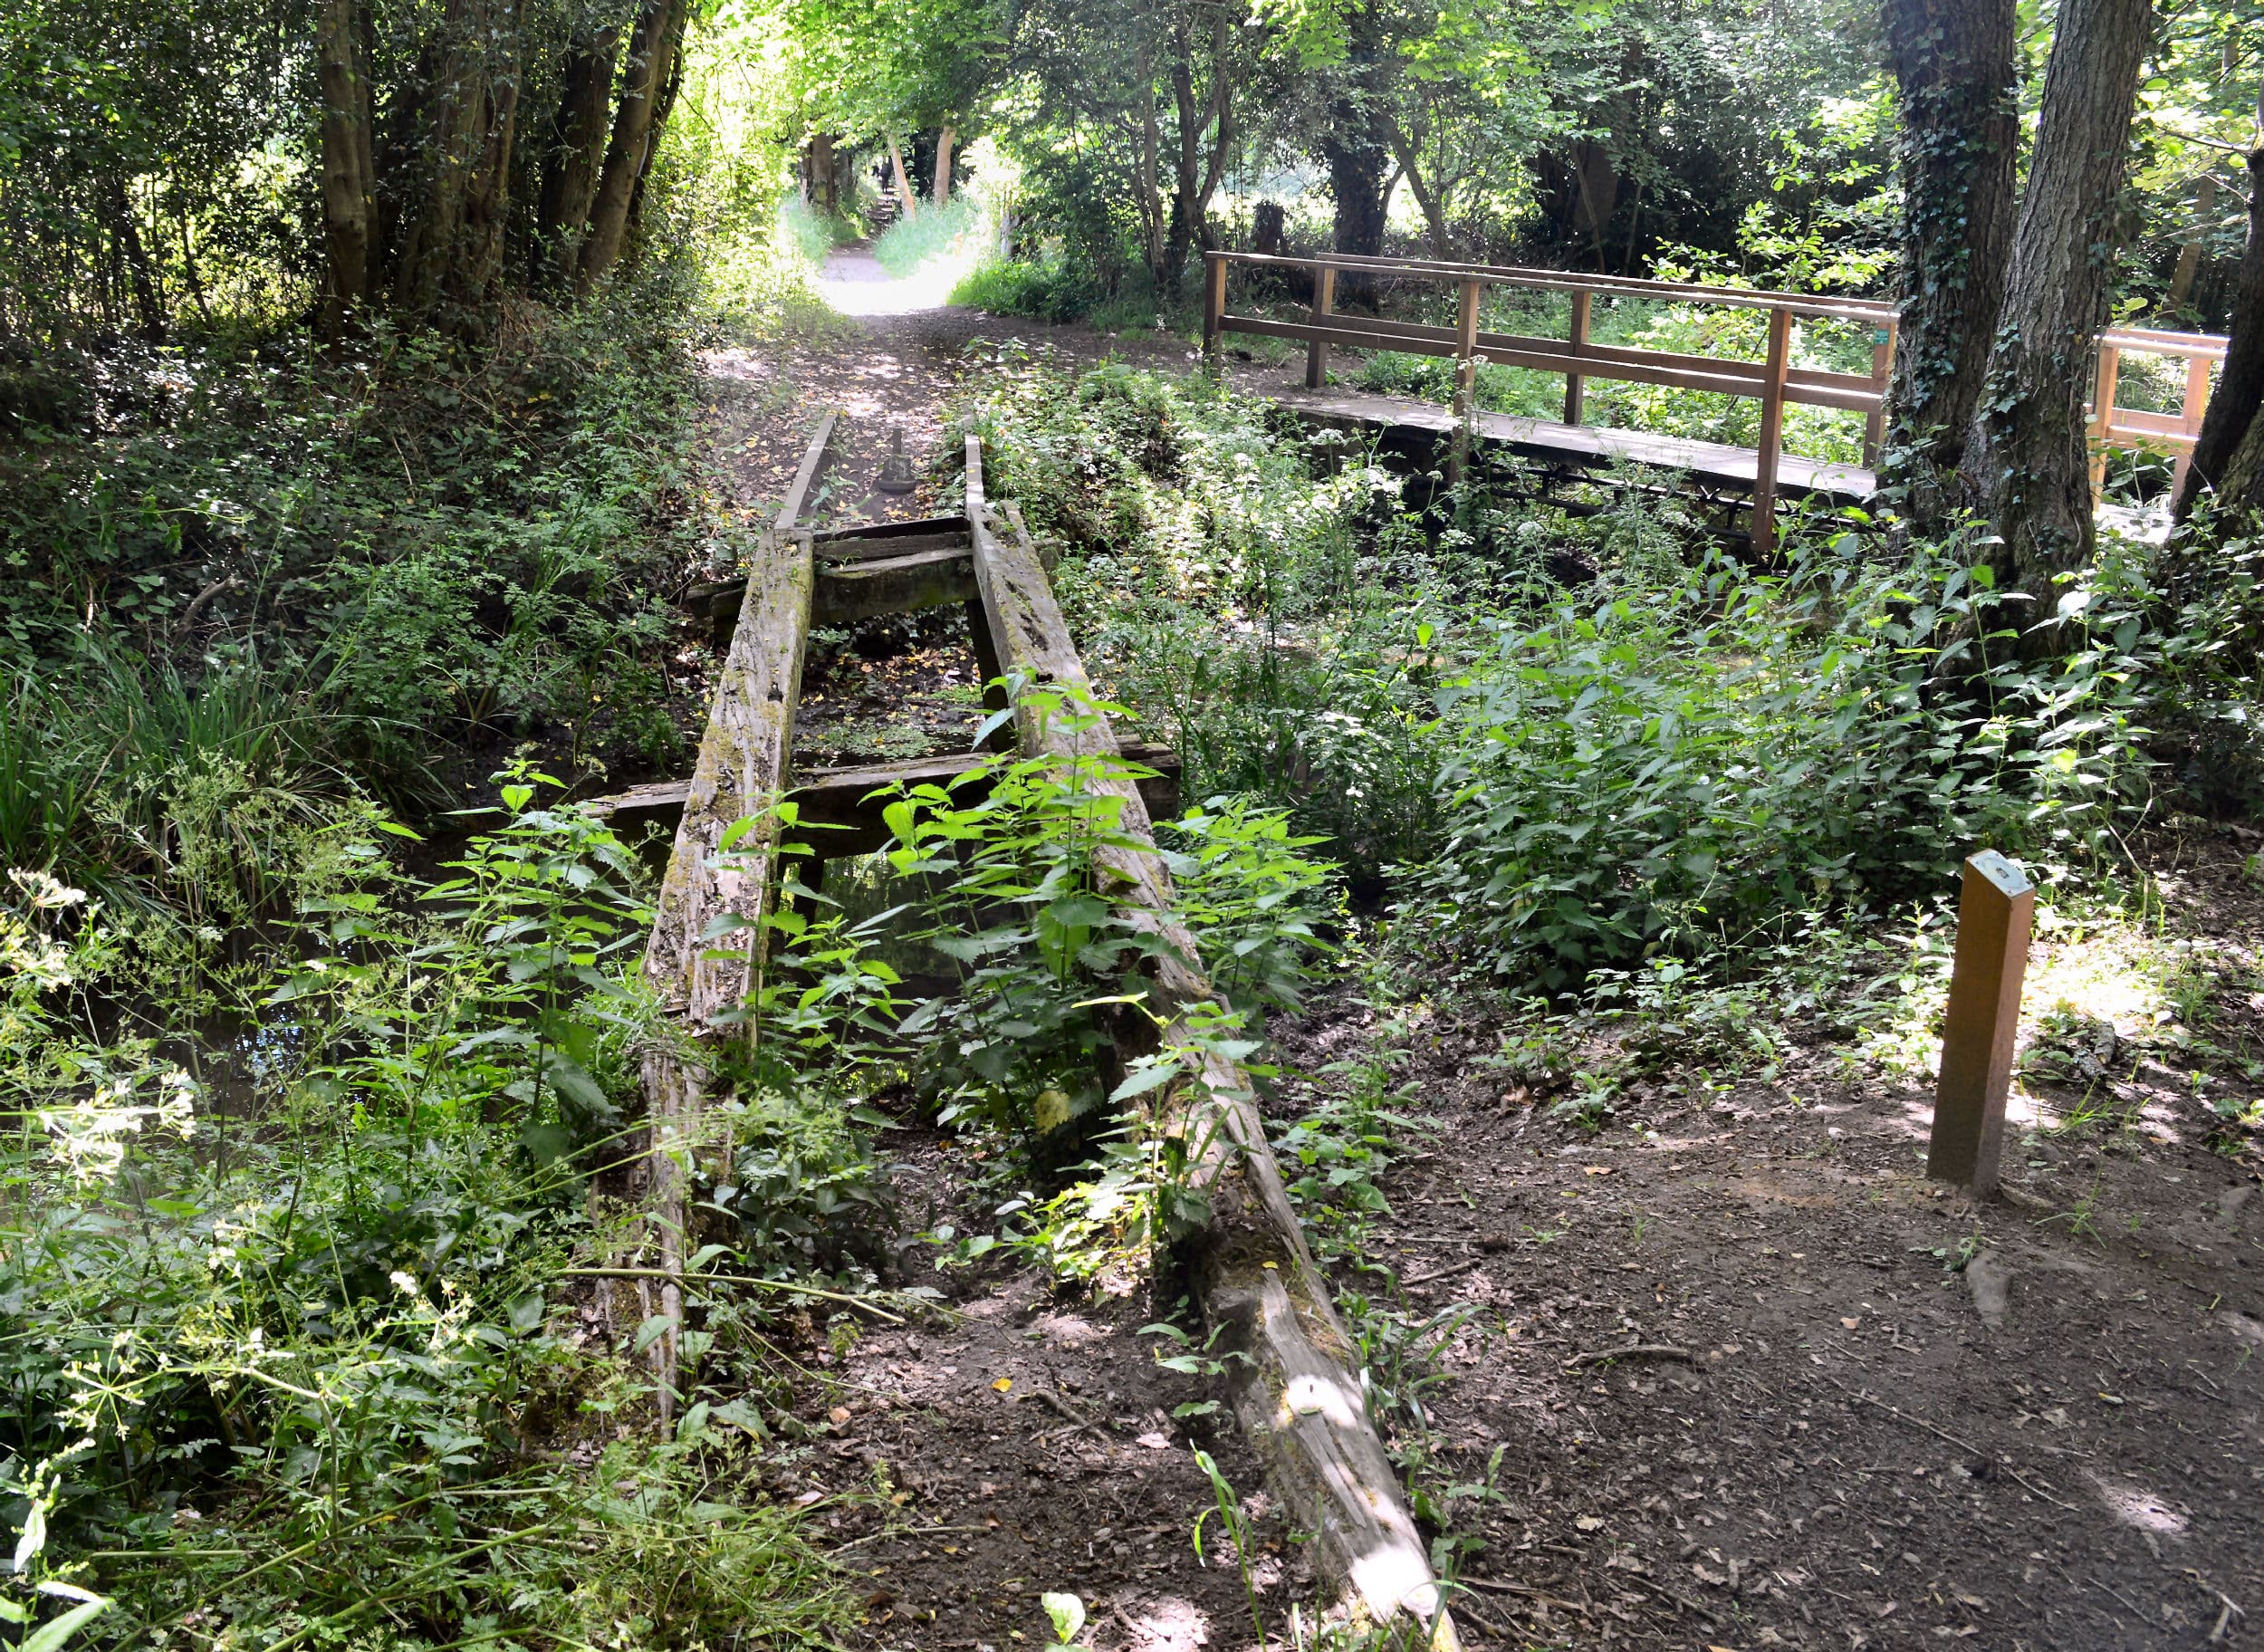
[811,545,977,626]
[1202,251,1227,371]
[1564,288,1592,426]
[1450,278,1482,485]
[961,434,1456,1647]
[646,530,814,1027]
[1751,306,1792,554]
[2088,344,2122,499]
[1926,851,2035,1196]
[630,526,812,1428]
[1862,320,1894,469]
[2174,351,2211,496]
[1305,264,1337,390]
[590,743,1185,854]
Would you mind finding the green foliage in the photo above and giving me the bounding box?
[870,194,985,276]
[950,256,1103,321]
[0,784,865,1650]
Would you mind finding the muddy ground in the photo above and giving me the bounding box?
[676,247,2264,1652]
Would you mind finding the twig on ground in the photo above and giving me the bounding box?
[1460,1576,1589,1615]
[1812,1368,2077,1511]
[2089,1577,2150,1619]
[1403,1254,1482,1287]
[1020,1387,1100,1434]
[1614,1569,1727,1627]
[555,1266,907,1323]
[2185,1570,2247,1645]
[1563,1342,1693,1371]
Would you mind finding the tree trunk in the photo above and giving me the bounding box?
[457,48,522,316]
[1386,113,1452,257]
[1568,139,1616,271]
[577,0,679,293]
[934,123,955,207]
[624,26,685,244]
[2175,150,2264,516]
[1880,0,2019,530]
[533,21,621,291]
[806,132,839,215]
[2165,171,2219,312]
[101,180,164,342]
[887,130,918,220]
[1162,5,1233,298]
[392,0,519,319]
[316,0,375,336]
[1319,134,1387,307]
[1957,0,2153,615]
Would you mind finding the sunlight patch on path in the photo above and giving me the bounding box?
[817,242,958,317]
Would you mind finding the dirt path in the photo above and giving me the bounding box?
[689,256,2264,1652]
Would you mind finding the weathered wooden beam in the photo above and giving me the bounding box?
[1306,264,1338,390]
[631,527,812,1429]
[811,546,978,627]
[645,529,814,1027]
[590,742,1185,852]
[777,409,839,532]
[1751,306,1791,555]
[961,434,1456,1647]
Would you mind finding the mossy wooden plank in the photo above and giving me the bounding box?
[963,435,1456,1648]
[644,528,814,1029]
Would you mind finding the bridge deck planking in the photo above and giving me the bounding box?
[1274,379,1876,503]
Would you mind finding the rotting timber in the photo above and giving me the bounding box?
[607,416,1461,1646]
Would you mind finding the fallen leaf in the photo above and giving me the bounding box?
[1841,1317,1861,1330]
[1136,1431,1171,1450]
[1575,1515,1605,1532]
[792,1490,824,1507]
[993,1378,1013,1392]
[828,1405,853,1425]
[1584,1165,1614,1177]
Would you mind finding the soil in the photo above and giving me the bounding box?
[684,247,2264,1652]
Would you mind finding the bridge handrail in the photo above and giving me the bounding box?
[1199,249,2230,543]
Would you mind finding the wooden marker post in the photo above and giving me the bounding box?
[1926,850,2036,1196]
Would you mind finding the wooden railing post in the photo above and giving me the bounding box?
[1202,252,1226,372]
[1862,319,1895,469]
[1564,288,1592,426]
[2174,350,2211,496]
[1926,850,2035,1196]
[1450,277,1483,485]
[1306,263,1338,389]
[1751,304,1792,553]
[2087,341,2121,498]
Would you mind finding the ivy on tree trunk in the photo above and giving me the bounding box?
[1956,0,2153,626]
[1881,0,2019,530]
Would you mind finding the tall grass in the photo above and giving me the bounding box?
[870,194,982,276]
[0,638,356,910]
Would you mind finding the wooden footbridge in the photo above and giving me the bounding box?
[1201,249,2227,549]
[602,420,1462,1647]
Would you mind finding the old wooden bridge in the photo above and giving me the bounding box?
[1200,249,2227,550]
[599,421,1463,1647]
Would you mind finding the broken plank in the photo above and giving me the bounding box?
[960,434,1456,1647]
[590,742,1185,853]
[811,545,977,627]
